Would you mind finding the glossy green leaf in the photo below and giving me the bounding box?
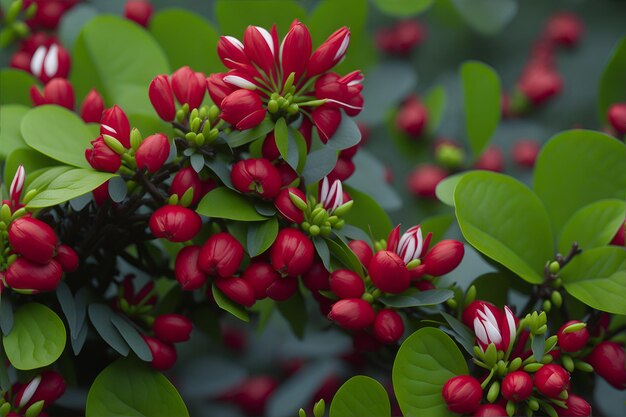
[216,0,305,36]
[0,105,28,159]
[329,376,391,417]
[424,85,447,135]
[26,168,117,208]
[327,238,364,276]
[558,199,626,255]
[197,187,268,221]
[302,147,338,185]
[435,172,467,206]
[149,9,221,74]
[533,130,626,236]
[25,165,74,194]
[212,284,250,322]
[21,105,94,168]
[86,358,189,417]
[560,246,626,315]
[598,36,626,121]
[372,0,432,17]
[452,0,517,35]
[71,15,170,115]
[342,186,393,240]
[247,218,279,257]
[380,289,454,308]
[325,115,362,151]
[393,328,468,417]
[470,272,513,306]
[455,171,553,284]
[460,61,501,156]
[274,118,289,162]
[2,303,66,370]
[0,69,39,106]
[228,119,275,148]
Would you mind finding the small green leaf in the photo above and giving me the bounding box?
[325,115,362,151]
[532,332,546,362]
[313,237,331,271]
[0,69,39,106]
[228,119,275,148]
[0,105,28,159]
[302,147,338,185]
[423,85,446,135]
[274,118,289,161]
[560,246,626,315]
[86,358,189,417]
[380,289,455,308]
[460,61,501,156]
[197,187,268,221]
[247,218,279,257]
[435,172,467,207]
[329,376,391,417]
[212,284,250,322]
[342,186,393,240]
[2,303,66,370]
[452,0,517,35]
[598,36,626,122]
[372,0,432,17]
[88,304,131,357]
[393,328,468,417]
[326,238,364,276]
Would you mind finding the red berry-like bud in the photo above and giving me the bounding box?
[473,404,509,417]
[501,371,533,402]
[607,103,626,135]
[171,66,205,110]
[330,269,365,299]
[153,314,193,343]
[220,89,266,130]
[230,376,279,416]
[85,136,122,173]
[348,240,373,268]
[301,261,330,292]
[311,106,342,143]
[327,157,355,183]
[281,19,312,83]
[215,277,257,307]
[275,161,299,187]
[512,139,541,168]
[136,133,170,173]
[149,75,176,121]
[517,65,563,106]
[396,96,428,138]
[546,12,583,48]
[142,335,177,371]
[80,89,105,123]
[407,163,447,199]
[30,78,74,109]
[206,73,236,106]
[124,0,153,27]
[557,320,589,352]
[261,131,281,161]
[100,105,131,148]
[442,375,482,414]
[587,341,626,390]
[308,27,350,76]
[231,158,281,199]
[241,262,280,300]
[13,371,66,411]
[266,276,298,301]
[474,146,504,172]
[170,167,203,206]
[368,250,410,294]
[423,240,465,276]
[534,364,570,398]
[274,188,305,224]
[556,394,592,417]
[6,258,63,292]
[328,298,375,330]
[373,309,404,344]
[55,244,79,272]
[8,217,58,264]
[270,228,314,277]
[198,232,245,277]
[149,205,202,242]
[174,245,207,291]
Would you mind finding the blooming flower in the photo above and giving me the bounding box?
[473,304,517,352]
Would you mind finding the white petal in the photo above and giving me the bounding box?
[484,320,503,345]
[401,238,416,264]
[43,44,59,77]
[334,33,350,61]
[19,376,42,408]
[505,306,517,347]
[482,306,500,329]
[320,177,330,205]
[325,98,363,111]
[101,124,118,135]
[30,46,47,76]
[254,26,275,56]
[414,227,424,259]
[330,179,343,211]
[225,36,244,50]
[223,75,257,90]
[473,318,489,345]
[10,165,25,199]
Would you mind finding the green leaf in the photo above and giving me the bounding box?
[25,165,74,194]
[329,376,391,417]
[247,218,279,257]
[0,69,39,106]
[424,85,447,135]
[558,199,626,255]
[228,119,275,148]
[0,105,28,160]
[560,246,626,315]
[342,186,393,240]
[274,118,289,162]
[598,36,626,122]
[470,272,513,306]
[215,0,305,36]
[440,312,475,355]
[460,61,501,156]
[532,333,545,362]
[393,328,468,417]
[212,284,250,322]
[452,0,517,35]
[455,171,553,284]
[372,0,432,17]
[21,105,95,168]
[110,315,153,362]
[88,304,131,357]
[326,237,364,276]
[380,289,454,308]
[4,148,59,192]
[86,358,189,417]
[149,9,221,75]
[2,303,66,370]
[313,236,331,271]
[26,168,117,208]
[435,172,467,207]
[277,290,307,339]
[197,187,268,221]
[71,15,170,115]
[534,130,626,236]
[325,115,362,151]
[302,147,338,185]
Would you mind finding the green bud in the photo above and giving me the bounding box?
[103,134,127,155]
[1,204,11,222]
[562,355,575,372]
[22,189,38,204]
[312,210,328,225]
[544,335,558,353]
[551,290,563,308]
[574,360,594,372]
[25,400,44,417]
[535,324,548,335]
[7,0,23,23]
[361,292,374,303]
[446,298,457,309]
[473,346,485,360]
[334,219,345,229]
[299,408,307,417]
[208,128,219,142]
[506,400,516,417]
[333,200,354,216]
[374,240,386,252]
[320,225,332,237]
[10,208,26,221]
[371,288,382,299]
[464,285,477,307]
[549,261,560,274]
[190,118,200,133]
[12,21,29,37]
[282,72,295,94]
[268,100,279,113]
[310,207,324,218]
[528,398,540,411]
[496,360,507,375]
[202,119,212,137]
[130,128,143,151]
[195,133,205,146]
[509,357,523,371]
[119,297,130,312]
[301,221,311,231]
[182,103,190,114]
[487,381,500,403]
[25,3,37,19]
[175,108,185,123]
[406,259,421,270]
[543,403,559,417]
[313,399,325,417]
[538,311,547,325]
[543,299,552,312]
[0,221,6,231]
[190,108,199,121]
[180,188,194,208]
[1,402,11,415]
[309,225,320,236]
[288,103,299,114]
[540,354,553,364]
[552,278,562,288]
[327,215,339,226]
[199,106,208,119]
[168,194,179,205]
[185,132,196,142]
[558,390,568,400]
[563,321,586,333]
[523,363,544,372]
[209,105,220,123]
[289,192,308,211]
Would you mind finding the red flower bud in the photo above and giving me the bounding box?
[314,72,364,116]
[327,157,355,183]
[330,269,365,299]
[512,139,541,168]
[423,240,464,276]
[13,371,66,411]
[373,309,404,344]
[30,78,74,109]
[534,364,570,398]
[266,276,299,301]
[215,277,256,307]
[301,261,330,292]
[149,75,176,121]
[328,298,375,330]
[124,0,153,27]
[80,89,105,123]
[270,228,314,277]
[153,314,193,344]
[462,300,500,328]
[587,341,626,390]
[6,258,63,292]
[170,167,203,206]
[100,105,131,148]
[29,43,70,83]
[473,404,508,417]
[556,394,592,417]
[10,51,31,72]
[228,376,278,416]
[274,188,305,224]
[261,131,281,161]
[368,250,410,294]
[275,161,299,187]
[241,262,280,300]
[407,163,447,199]
[608,103,626,135]
[198,232,245,277]
[348,240,373,268]
[85,136,122,173]
[135,133,170,173]
[501,371,533,402]
[171,66,205,110]
[92,181,110,206]
[308,27,350,76]
[396,96,428,137]
[281,19,312,83]
[376,20,426,55]
[442,375,482,414]
[142,335,177,371]
[557,320,589,352]
[206,73,236,106]
[221,90,266,130]
[9,217,58,264]
[55,244,78,272]
[231,158,282,199]
[149,205,202,242]
[174,245,207,291]
[474,146,504,172]
[217,35,250,70]
[611,221,625,246]
[244,25,276,75]
[546,13,583,48]
[517,64,563,105]
[340,143,360,160]
[311,106,342,143]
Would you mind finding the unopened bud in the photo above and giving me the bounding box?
[179,188,194,208]
[195,133,205,146]
[299,409,306,417]
[268,100,279,113]
[574,360,594,372]
[528,398,540,411]
[551,290,562,308]
[25,399,44,417]
[168,194,179,205]
[562,355,575,372]
[23,189,38,204]
[464,285,476,307]
[191,117,201,132]
[313,399,325,417]
[289,192,308,210]
[309,225,320,236]
[103,134,127,155]
[131,128,143,151]
[523,363,543,372]
[487,381,500,403]
[543,299,552,312]
[506,400,516,417]
[563,321,586,334]
[185,132,196,142]
[509,357,522,371]
[7,0,23,23]
[333,200,354,217]
[484,344,497,366]
[446,298,457,309]
[176,109,185,123]
[549,261,560,274]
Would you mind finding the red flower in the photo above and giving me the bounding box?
[608,103,626,135]
[348,240,373,268]
[396,96,428,138]
[512,139,541,168]
[474,146,504,172]
[153,314,193,344]
[442,375,482,414]
[171,66,206,110]
[8,217,58,264]
[243,25,276,76]
[85,136,121,173]
[6,258,63,293]
[534,364,570,398]
[556,394,592,417]
[472,404,508,417]
[142,335,177,371]
[373,309,404,344]
[266,276,299,301]
[55,244,79,272]
[29,43,70,83]
[12,371,66,411]
[368,250,410,294]
[148,205,202,242]
[215,277,257,307]
[135,133,170,173]
[407,163,447,199]
[502,371,533,402]
[517,64,563,105]
[311,106,342,143]
[587,341,626,390]
[80,89,105,123]
[280,20,312,83]
[149,75,176,121]
[231,158,282,199]
[124,0,153,27]
[174,245,207,291]
[274,187,306,224]
[30,78,74,109]
[330,269,365,299]
[557,320,589,352]
[100,105,131,148]
[270,228,314,277]
[545,12,583,48]
[198,232,245,277]
[301,261,330,292]
[423,240,465,276]
[220,89,266,130]
[170,167,204,206]
[308,27,350,76]
[241,262,280,300]
[328,298,375,330]
[314,71,364,116]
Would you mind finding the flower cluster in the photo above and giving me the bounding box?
[1,371,66,417]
